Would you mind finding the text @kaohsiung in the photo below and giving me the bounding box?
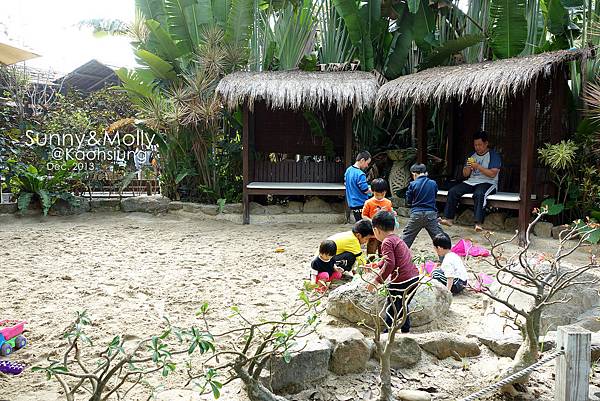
[25,129,157,171]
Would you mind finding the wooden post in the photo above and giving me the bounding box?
[344,108,353,223]
[446,100,455,175]
[242,103,250,224]
[555,325,591,401]
[416,104,428,164]
[344,108,353,167]
[550,69,566,144]
[518,82,537,246]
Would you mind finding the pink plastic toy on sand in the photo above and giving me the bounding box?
[451,239,490,258]
[0,320,27,356]
[470,272,494,292]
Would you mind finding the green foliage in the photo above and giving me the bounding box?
[419,34,485,70]
[333,0,374,70]
[318,0,354,64]
[489,0,528,58]
[538,140,578,170]
[9,161,82,215]
[541,198,565,216]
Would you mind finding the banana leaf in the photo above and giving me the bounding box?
[212,0,232,28]
[333,0,374,70]
[547,0,569,35]
[225,0,253,48]
[135,49,178,81]
[165,0,213,52]
[407,0,421,14]
[145,19,185,62]
[489,0,527,59]
[419,34,485,70]
[115,68,158,100]
[136,0,167,27]
[413,1,437,51]
[383,12,415,80]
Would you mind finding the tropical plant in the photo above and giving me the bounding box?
[116,0,253,201]
[8,161,82,215]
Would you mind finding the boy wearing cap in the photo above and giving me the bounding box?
[401,163,445,248]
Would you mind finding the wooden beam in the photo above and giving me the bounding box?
[243,103,250,224]
[555,325,591,401]
[416,104,428,164]
[518,82,537,246]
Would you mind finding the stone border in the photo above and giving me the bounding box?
[0,195,578,236]
[0,195,347,225]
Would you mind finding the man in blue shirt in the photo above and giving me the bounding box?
[401,163,445,248]
[440,130,502,231]
[344,151,372,222]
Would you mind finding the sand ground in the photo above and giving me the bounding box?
[0,211,598,401]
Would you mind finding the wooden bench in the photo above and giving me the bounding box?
[436,190,534,210]
[243,159,347,223]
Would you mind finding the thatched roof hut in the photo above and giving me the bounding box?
[216,70,379,114]
[376,49,593,245]
[376,49,589,114]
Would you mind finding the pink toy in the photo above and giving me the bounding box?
[420,261,436,275]
[470,272,494,292]
[0,320,27,357]
[451,239,490,258]
[0,320,26,340]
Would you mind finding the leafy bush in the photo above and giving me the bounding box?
[9,160,82,215]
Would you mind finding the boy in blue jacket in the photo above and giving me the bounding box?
[344,151,372,222]
[401,163,445,248]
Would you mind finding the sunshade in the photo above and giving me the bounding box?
[0,41,39,65]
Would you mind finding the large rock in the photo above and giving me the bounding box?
[330,202,346,214]
[222,203,242,214]
[484,271,600,332]
[262,336,331,393]
[533,221,553,238]
[318,327,371,374]
[285,201,303,214]
[49,197,90,216]
[552,224,572,239]
[456,209,475,226]
[121,195,170,213]
[415,331,480,360]
[250,202,266,215]
[303,197,331,214]
[199,204,219,216]
[168,201,184,211]
[476,333,522,358]
[573,308,600,332]
[326,278,452,328]
[90,198,121,212]
[375,334,422,368]
[0,202,17,214]
[483,212,506,231]
[504,217,519,232]
[265,204,285,215]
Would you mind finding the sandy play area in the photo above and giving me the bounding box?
[0,210,598,401]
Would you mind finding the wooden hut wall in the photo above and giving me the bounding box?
[449,74,567,198]
[252,101,345,157]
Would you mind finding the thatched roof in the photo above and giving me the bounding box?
[216,71,379,114]
[376,49,589,114]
